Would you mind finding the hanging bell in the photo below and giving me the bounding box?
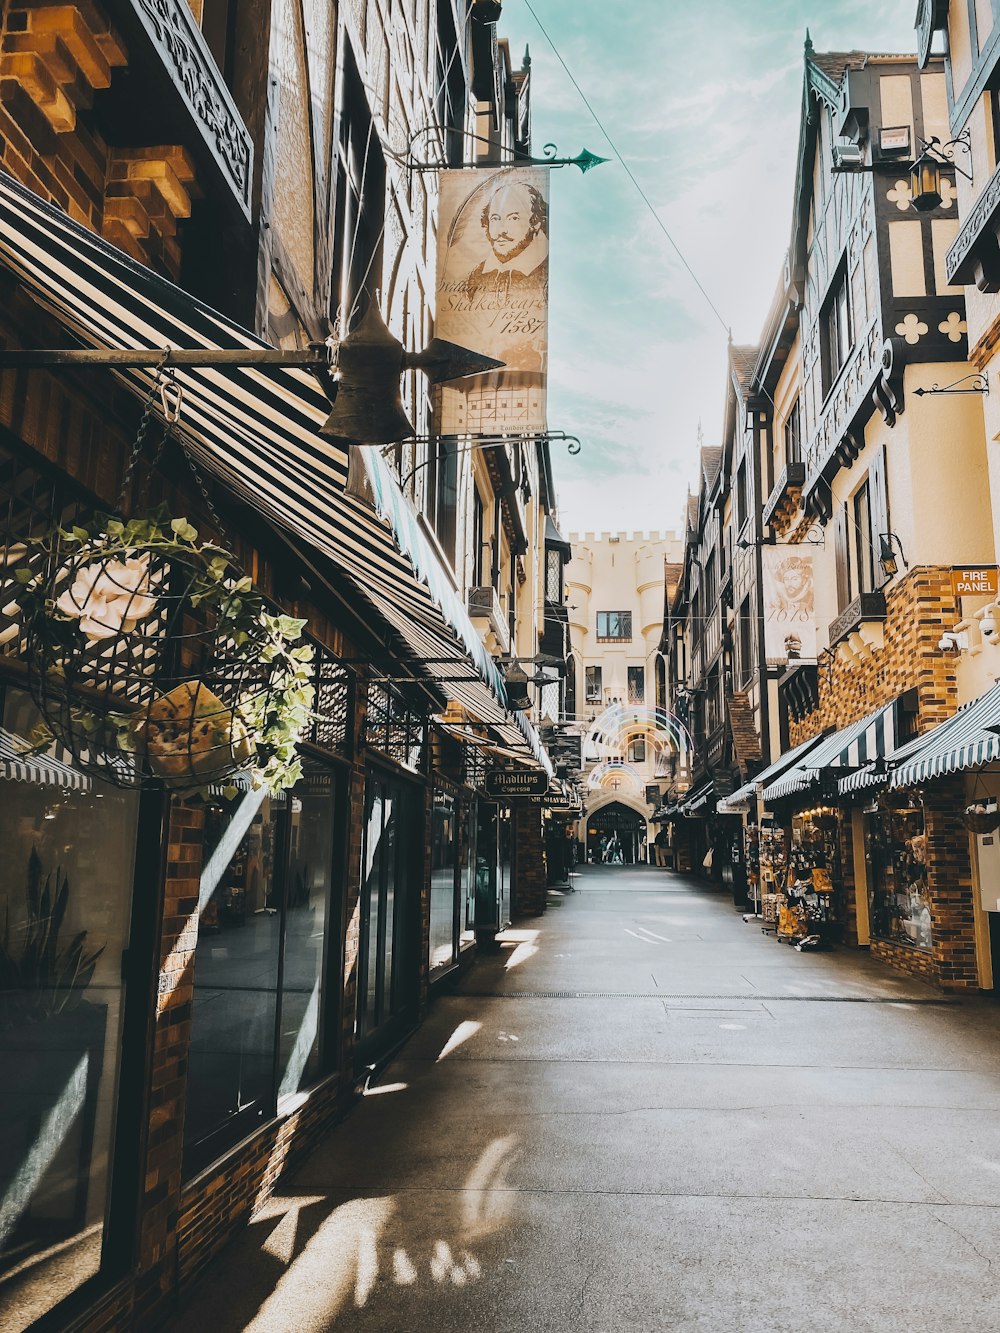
[321,302,507,446]
[321,302,415,446]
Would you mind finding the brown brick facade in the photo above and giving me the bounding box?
[781,568,979,990]
[788,565,960,749]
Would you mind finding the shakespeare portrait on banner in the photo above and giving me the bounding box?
[435,166,550,434]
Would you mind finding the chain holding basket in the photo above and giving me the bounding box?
[13,364,314,795]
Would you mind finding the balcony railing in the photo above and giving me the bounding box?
[945,155,1000,290]
[828,590,886,647]
[126,0,253,218]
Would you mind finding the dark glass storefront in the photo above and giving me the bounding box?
[355,770,422,1063]
[184,763,345,1174]
[0,687,139,1330]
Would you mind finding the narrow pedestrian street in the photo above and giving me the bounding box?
[171,867,1000,1333]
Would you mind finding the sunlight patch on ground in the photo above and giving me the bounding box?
[501,930,540,971]
[436,1020,482,1061]
[363,1081,409,1097]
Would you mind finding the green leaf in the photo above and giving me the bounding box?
[105,519,125,537]
[71,527,89,543]
[13,567,33,584]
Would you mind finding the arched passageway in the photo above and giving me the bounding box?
[585,800,647,864]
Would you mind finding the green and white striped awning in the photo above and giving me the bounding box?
[761,698,902,804]
[0,728,90,791]
[716,731,830,814]
[887,680,1000,789]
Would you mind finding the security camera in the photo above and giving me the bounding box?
[938,632,959,654]
[982,612,998,640]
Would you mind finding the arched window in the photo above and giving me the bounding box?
[565,655,577,722]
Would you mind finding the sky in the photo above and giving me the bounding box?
[495,0,920,538]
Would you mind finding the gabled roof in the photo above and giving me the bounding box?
[730,344,758,393]
[701,445,723,487]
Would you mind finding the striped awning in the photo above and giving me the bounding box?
[0,728,90,791]
[887,680,1000,788]
[681,781,713,815]
[0,172,549,775]
[716,731,830,814]
[761,698,902,804]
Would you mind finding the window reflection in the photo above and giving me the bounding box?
[430,792,457,973]
[0,688,138,1330]
[185,764,340,1170]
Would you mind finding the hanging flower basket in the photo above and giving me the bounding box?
[963,800,1000,834]
[14,512,314,795]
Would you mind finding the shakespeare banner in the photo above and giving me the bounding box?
[435,166,549,434]
[761,546,817,664]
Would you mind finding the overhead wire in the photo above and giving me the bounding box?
[520,0,885,562]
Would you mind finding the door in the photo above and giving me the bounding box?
[356,772,421,1063]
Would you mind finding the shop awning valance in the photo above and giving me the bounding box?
[885,680,1000,789]
[761,698,902,805]
[681,781,714,815]
[0,728,90,791]
[716,731,830,815]
[0,173,549,775]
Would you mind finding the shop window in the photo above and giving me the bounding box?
[334,51,386,323]
[429,790,458,974]
[184,763,342,1173]
[585,665,602,703]
[864,799,932,951]
[0,686,139,1323]
[425,436,459,565]
[596,611,632,641]
[357,774,421,1057]
[566,655,577,721]
[545,548,562,603]
[784,397,801,465]
[853,478,876,594]
[459,801,477,950]
[627,666,645,704]
[820,265,852,396]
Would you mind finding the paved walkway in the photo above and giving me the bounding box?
[171,865,1000,1333]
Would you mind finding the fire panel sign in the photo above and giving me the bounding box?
[951,567,998,597]
[483,769,549,797]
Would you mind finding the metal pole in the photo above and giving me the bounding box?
[0,347,332,368]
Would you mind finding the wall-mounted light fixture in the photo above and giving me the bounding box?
[831,128,972,216]
[877,532,908,579]
[909,134,973,212]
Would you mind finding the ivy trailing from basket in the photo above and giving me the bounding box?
[14,510,315,796]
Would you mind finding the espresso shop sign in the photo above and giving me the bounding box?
[483,769,549,797]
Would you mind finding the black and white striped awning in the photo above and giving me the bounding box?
[0,728,90,790]
[715,730,830,814]
[761,698,901,804]
[0,173,549,774]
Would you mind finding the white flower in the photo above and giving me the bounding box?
[56,552,157,641]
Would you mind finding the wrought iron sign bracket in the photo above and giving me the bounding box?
[913,373,989,397]
[405,126,608,174]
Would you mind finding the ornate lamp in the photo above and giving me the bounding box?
[909,149,942,213]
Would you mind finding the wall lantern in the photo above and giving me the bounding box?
[909,133,972,213]
[877,532,908,579]
[502,660,534,712]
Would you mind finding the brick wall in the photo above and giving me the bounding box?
[511,804,547,915]
[1,1,199,280]
[788,565,960,748]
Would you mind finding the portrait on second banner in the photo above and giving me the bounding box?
[761,546,817,664]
